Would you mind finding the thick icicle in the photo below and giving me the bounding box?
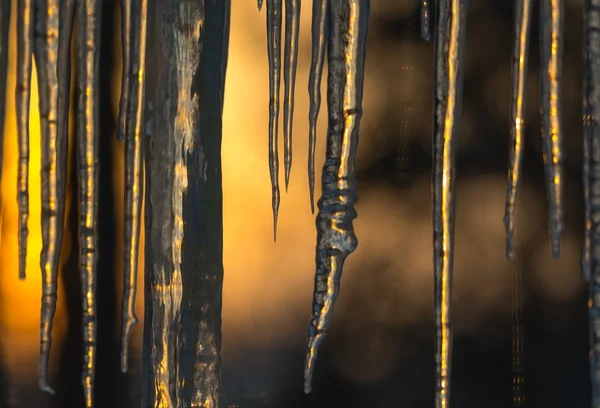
[0,0,9,229]
[307,0,328,213]
[142,0,229,405]
[267,0,282,239]
[421,0,432,41]
[504,0,533,262]
[540,0,564,259]
[304,0,370,394]
[117,0,131,142]
[16,0,34,280]
[282,0,300,190]
[34,0,61,394]
[584,0,600,404]
[120,0,147,373]
[432,0,468,407]
[76,0,102,404]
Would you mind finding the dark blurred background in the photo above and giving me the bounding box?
[0,0,590,407]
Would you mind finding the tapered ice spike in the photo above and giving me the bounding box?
[258,0,264,11]
[121,0,147,373]
[34,0,61,394]
[283,0,300,191]
[77,0,102,403]
[16,0,34,280]
[307,0,328,214]
[431,0,468,407]
[304,0,370,393]
[267,0,282,237]
[504,0,533,261]
[540,0,564,260]
[421,0,431,41]
[117,0,131,143]
[0,0,9,233]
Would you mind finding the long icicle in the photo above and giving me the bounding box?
[584,0,593,284]
[120,0,147,373]
[16,0,34,280]
[77,0,102,404]
[584,0,600,404]
[540,0,564,259]
[432,0,468,407]
[0,0,9,234]
[307,0,328,214]
[282,0,300,190]
[304,0,370,394]
[505,0,533,262]
[421,0,432,41]
[267,0,282,240]
[34,0,60,394]
[117,0,131,142]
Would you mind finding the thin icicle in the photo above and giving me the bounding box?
[307,0,328,214]
[540,0,564,259]
[77,0,102,404]
[505,0,533,262]
[421,0,431,41]
[57,0,75,154]
[282,0,300,190]
[267,0,282,240]
[0,0,9,230]
[34,0,60,394]
[585,0,594,284]
[432,0,468,407]
[584,0,600,404]
[258,0,264,12]
[121,0,147,373]
[16,0,34,280]
[304,0,370,394]
[511,230,525,406]
[117,0,131,142]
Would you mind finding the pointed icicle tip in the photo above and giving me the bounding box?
[258,0,263,11]
[39,380,55,395]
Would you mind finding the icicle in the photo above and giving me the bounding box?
[77,0,102,404]
[34,0,61,394]
[505,0,533,262]
[258,0,264,12]
[282,0,300,190]
[0,0,9,232]
[540,0,564,259]
[584,0,600,404]
[142,0,229,405]
[57,0,75,156]
[432,0,468,407]
[16,0,34,280]
[304,0,370,394]
[267,0,282,240]
[117,0,131,143]
[120,0,147,373]
[307,0,328,214]
[421,0,432,41]
[584,0,594,284]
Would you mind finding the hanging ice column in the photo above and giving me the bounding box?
[304,0,370,394]
[432,0,468,407]
[142,0,230,405]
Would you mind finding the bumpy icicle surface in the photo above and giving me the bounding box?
[283,0,300,190]
[77,0,102,404]
[34,0,61,394]
[584,0,600,405]
[304,0,370,394]
[267,0,282,239]
[421,0,431,41]
[505,0,532,261]
[540,0,564,259]
[142,0,229,405]
[117,0,131,142]
[16,0,33,280]
[307,0,328,213]
[432,0,468,407]
[121,0,147,373]
[0,0,8,199]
